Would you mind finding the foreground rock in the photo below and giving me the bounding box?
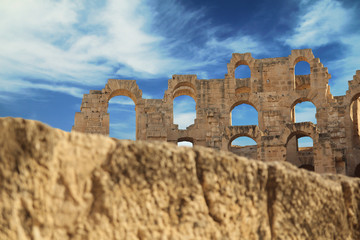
[0,118,360,240]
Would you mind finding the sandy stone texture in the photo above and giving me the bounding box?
[1,117,360,239]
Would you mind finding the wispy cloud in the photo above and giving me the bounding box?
[0,0,269,99]
[109,97,135,106]
[207,34,268,56]
[295,103,317,124]
[110,124,136,140]
[281,0,360,95]
[0,78,85,100]
[109,117,136,140]
[173,96,196,129]
[282,0,351,48]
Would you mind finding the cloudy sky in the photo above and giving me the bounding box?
[1,0,359,146]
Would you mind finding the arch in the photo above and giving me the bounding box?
[355,164,360,177]
[299,164,314,171]
[177,137,194,147]
[172,82,197,101]
[350,92,360,104]
[286,133,314,169]
[105,79,142,106]
[235,64,251,79]
[295,61,310,75]
[108,95,136,140]
[290,98,315,109]
[228,134,257,149]
[228,135,257,159]
[108,89,138,105]
[173,95,196,129]
[230,100,257,113]
[291,99,317,124]
[293,56,310,66]
[298,136,313,148]
[230,103,258,126]
[350,94,360,147]
[293,56,311,90]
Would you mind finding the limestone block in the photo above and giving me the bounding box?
[1,118,360,239]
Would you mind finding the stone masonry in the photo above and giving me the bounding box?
[72,49,360,177]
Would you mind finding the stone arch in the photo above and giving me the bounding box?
[108,95,136,140]
[103,79,143,139]
[285,131,315,169]
[355,164,360,177]
[294,56,310,66]
[294,60,311,90]
[290,98,317,124]
[230,100,257,112]
[172,82,197,101]
[227,53,255,79]
[285,128,316,144]
[349,93,360,147]
[171,82,197,129]
[228,133,257,148]
[226,125,261,148]
[230,101,258,127]
[228,134,258,160]
[177,137,194,144]
[299,164,315,171]
[177,137,194,146]
[234,60,251,78]
[104,79,143,105]
[289,49,315,90]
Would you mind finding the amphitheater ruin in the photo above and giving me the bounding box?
[72,49,360,177]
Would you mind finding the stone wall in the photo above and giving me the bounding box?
[2,117,360,239]
[72,49,360,176]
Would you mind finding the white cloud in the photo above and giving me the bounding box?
[207,34,267,56]
[281,0,360,96]
[283,0,351,48]
[0,78,85,99]
[295,104,317,124]
[0,0,269,100]
[108,97,135,106]
[327,35,360,95]
[173,112,196,129]
[109,122,136,140]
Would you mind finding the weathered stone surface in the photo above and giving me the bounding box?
[1,117,360,239]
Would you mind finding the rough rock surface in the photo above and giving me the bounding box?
[1,117,360,240]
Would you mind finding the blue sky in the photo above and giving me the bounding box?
[1,0,359,146]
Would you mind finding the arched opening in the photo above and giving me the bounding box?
[177,141,193,147]
[177,137,194,147]
[108,95,136,140]
[299,164,315,171]
[295,61,310,75]
[173,95,196,129]
[229,136,257,160]
[354,164,360,177]
[295,60,311,90]
[350,95,360,147]
[231,103,258,126]
[291,100,316,124]
[286,134,314,170]
[235,64,251,79]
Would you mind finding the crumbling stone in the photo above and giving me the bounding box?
[72,49,360,177]
[1,117,360,239]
